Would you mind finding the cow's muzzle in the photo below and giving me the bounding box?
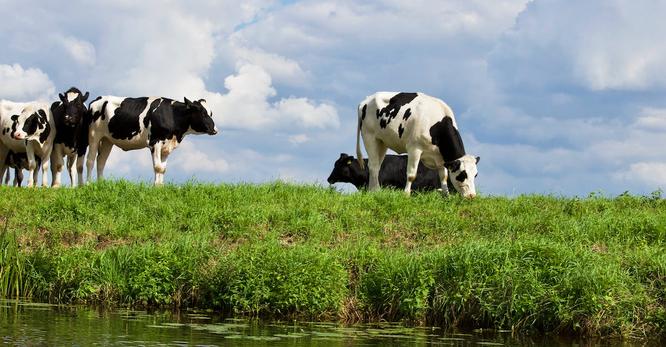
[12,132,26,140]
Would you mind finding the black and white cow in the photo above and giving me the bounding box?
[327,153,456,192]
[356,92,479,198]
[50,87,90,187]
[6,103,55,187]
[86,96,218,185]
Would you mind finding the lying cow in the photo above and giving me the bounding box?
[50,87,90,187]
[327,153,456,192]
[356,92,479,198]
[0,101,54,187]
[86,96,218,185]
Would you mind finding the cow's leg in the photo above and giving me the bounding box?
[95,139,113,181]
[26,148,36,188]
[86,138,99,183]
[159,150,171,186]
[77,154,85,186]
[15,168,22,187]
[150,143,165,186]
[0,146,9,186]
[437,167,450,197]
[364,138,387,191]
[66,154,77,187]
[3,170,9,185]
[51,146,64,188]
[40,155,50,187]
[404,148,423,196]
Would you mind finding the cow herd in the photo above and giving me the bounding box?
[1,89,479,198]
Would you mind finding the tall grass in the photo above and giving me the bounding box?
[0,180,665,337]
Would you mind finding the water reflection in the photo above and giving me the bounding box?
[0,299,650,346]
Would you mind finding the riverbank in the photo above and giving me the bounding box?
[1,181,664,338]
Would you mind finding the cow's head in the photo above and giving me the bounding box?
[327,153,367,187]
[184,97,218,135]
[58,87,89,127]
[11,107,51,143]
[444,155,479,199]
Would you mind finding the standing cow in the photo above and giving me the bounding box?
[86,96,218,185]
[3,151,29,186]
[327,153,456,192]
[7,103,55,187]
[356,92,479,198]
[50,87,90,187]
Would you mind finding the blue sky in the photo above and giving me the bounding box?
[2,0,665,196]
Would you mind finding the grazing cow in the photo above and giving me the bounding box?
[0,101,54,187]
[50,87,90,187]
[356,92,479,198]
[86,96,218,185]
[327,153,456,192]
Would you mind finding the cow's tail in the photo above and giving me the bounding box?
[356,104,365,170]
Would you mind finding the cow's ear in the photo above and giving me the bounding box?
[184,97,192,107]
[198,98,206,103]
[81,92,89,102]
[59,93,66,103]
[475,156,480,164]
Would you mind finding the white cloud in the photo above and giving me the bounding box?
[0,64,55,101]
[58,35,96,66]
[288,134,309,145]
[173,142,230,174]
[206,64,339,130]
[619,162,666,188]
[490,0,666,92]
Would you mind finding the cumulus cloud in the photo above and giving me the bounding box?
[490,0,666,93]
[206,64,339,130]
[173,142,230,174]
[621,162,666,188]
[0,64,55,101]
[58,35,96,66]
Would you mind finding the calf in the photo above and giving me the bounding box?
[327,153,456,192]
[3,151,40,187]
[0,100,53,187]
[357,92,479,198]
[50,87,90,187]
[86,96,218,185]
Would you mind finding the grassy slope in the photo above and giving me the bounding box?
[0,181,665,337]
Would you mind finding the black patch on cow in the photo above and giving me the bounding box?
[445,159,461,172]
[455,171,468,182]
[108,97,149,140]
[38,110,50,144]
[403,108,412,121]
[376,92,418,129]
[429,117,466,162]
[398,123,405,138]
[361,104,367,120]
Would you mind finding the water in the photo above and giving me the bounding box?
[0,299,648,346]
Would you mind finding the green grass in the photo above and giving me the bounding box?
[0,180,665,338]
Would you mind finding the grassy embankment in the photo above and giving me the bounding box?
[0,181,665,337]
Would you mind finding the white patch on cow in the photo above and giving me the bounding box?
[66,92,79,102]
